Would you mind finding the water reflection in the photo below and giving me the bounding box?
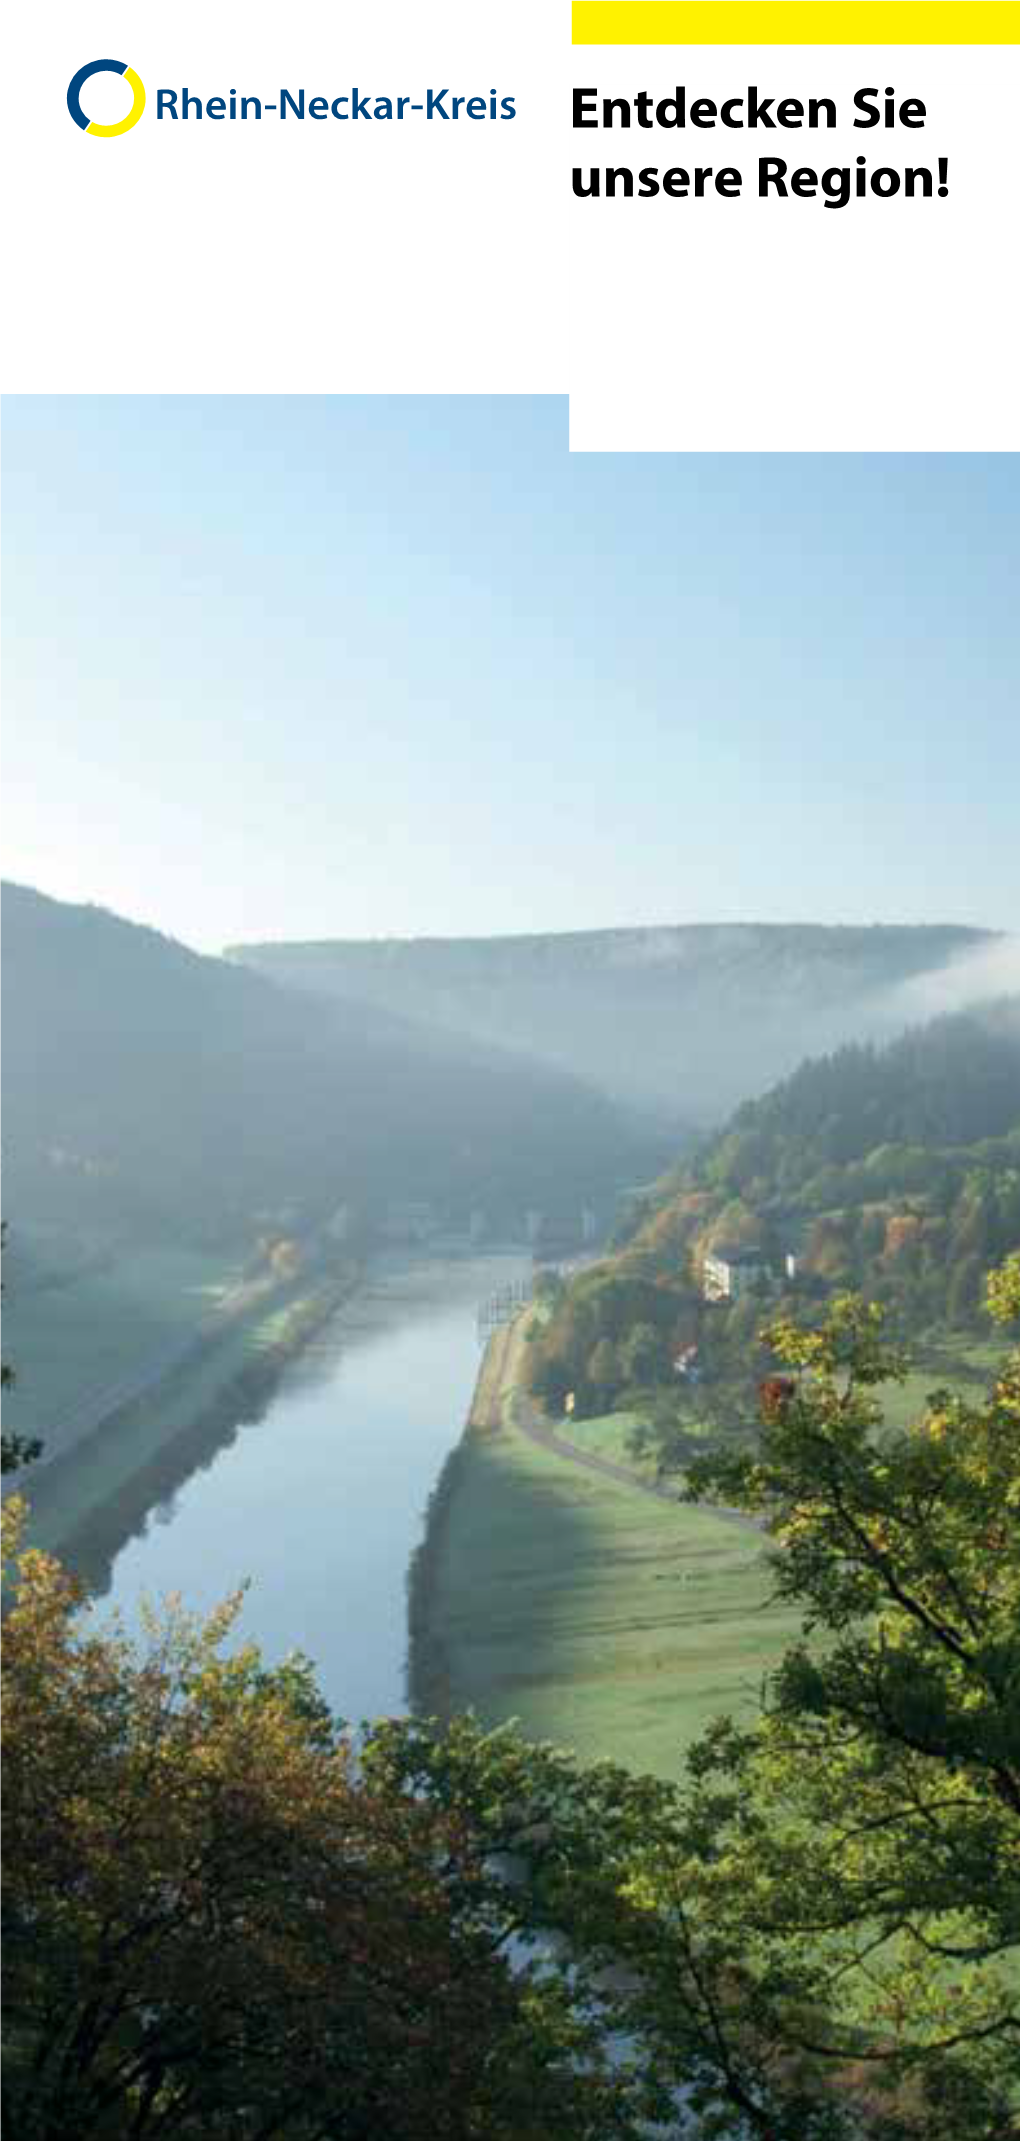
[100,1254,526,1722]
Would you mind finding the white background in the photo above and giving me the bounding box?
[2,4,1018,446]
[3,1,569,394]
[568,46,1020,448]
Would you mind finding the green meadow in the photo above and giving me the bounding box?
[870,1343,1007,1435]
[3,1241,242,1448]
[427,1341,803,1781]
[424,1317,1010,1782]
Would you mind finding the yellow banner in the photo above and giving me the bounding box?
[573,1,1020,40]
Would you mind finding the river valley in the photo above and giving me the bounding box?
[96,1253,528,1723]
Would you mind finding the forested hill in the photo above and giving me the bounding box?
[679,1002,1020,1187]
[625,1001,1020,1330]
[1,883,643,1250]
[229,921,993,1122]
[522,1004,1020,1439]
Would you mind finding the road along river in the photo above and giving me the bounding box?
[98,1252,528,1724]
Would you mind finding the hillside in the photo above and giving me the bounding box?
[525,1003,1020,1442]
[1,883,642,1253]
[229,921,994,1121]
[631,1000,1020,1322]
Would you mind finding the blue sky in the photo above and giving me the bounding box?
[2,397,1016,950]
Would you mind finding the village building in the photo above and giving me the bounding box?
[702,1244,769,1303]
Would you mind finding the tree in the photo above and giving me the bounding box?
[724,1294,764,1351]
[382,1259,1020,2138]
[586,1337,620,1412]
[0,1506,633,2141]
[533,1268,565,1306]
[619,1321,668,1390]
[626,1393,698,1479]
[526,1341,573,1415]
[9,1260,1019,2139]
[1,1224,43,1477]
[946,1248,983,1326]
[0,1356,43,1475]
[677,1256,1020,2133]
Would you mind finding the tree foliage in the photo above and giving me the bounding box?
[622,1004,1020,1339]
[0,1509,633,2141]
[674,1257,1020,2128]
[1,1223,43,1476]
[387,1260,1020,2137]
[6,1262,1020,2137]
[526,1266,695,1419]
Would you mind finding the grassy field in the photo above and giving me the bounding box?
[873,1342,1007,1434]
[423,1311,1012,1781]
[3,1239,244,1449]
[12,1258,357,1581]
[555,1408,656,1473]
[424,1324,803,1781]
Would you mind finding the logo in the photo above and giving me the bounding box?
[67,59,146,137]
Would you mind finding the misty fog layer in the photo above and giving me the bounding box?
[231,921,996,1121]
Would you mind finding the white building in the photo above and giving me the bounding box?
[702,1246,768,1303]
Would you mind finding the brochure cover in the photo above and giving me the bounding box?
[2,8,1017,2137]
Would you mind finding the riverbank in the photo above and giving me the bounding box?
[407,1318,519,1714]
[85,1250,531,1723]
[21,1257,361,1593]
[410,1312,802,1780]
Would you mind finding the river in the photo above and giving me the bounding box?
[98,1252,527,1722]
